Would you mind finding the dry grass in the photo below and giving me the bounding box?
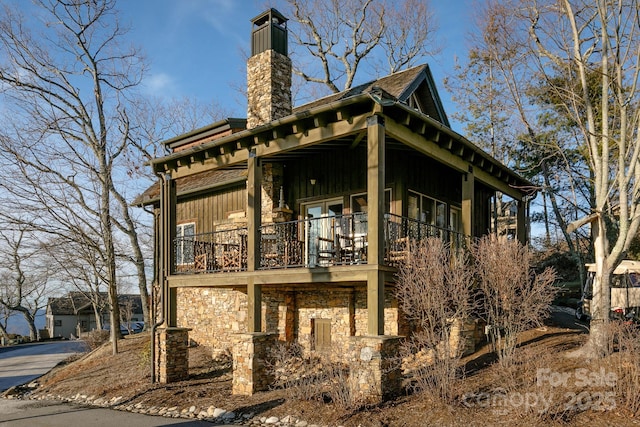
[21,313,640,426]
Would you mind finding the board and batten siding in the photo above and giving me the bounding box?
[176,183,246,233]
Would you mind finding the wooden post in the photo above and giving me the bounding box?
[516,199,526,244]
[160,174,177,326]
[247,151,262,332]
[367,114,385,336]
[462,167,474,240]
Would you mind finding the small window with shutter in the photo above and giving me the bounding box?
[311,318,331,351]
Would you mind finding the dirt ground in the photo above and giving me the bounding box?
[11,308,640,427]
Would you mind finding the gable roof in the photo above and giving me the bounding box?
[141,63,533,203]
[132,168,246,206]
[295,64,449,127]
[47,292,144,316]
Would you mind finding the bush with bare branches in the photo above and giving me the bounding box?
[471,236,557,365]
[266,342,361,409]
[395,237,476,402]
[83,329,110,351]
[606,321,640,415]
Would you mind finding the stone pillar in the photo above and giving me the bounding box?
[247,50,292,129]
[232,332,277,395]
[156,327,190,383]
[449,317,479,357]
[348,335,402,404]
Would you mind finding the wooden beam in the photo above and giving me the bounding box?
[246,152,262,333]
[367,114,385,336]
[166,264,388,287]
[160,175,177,326]
[171,149,250,179]
[350,130,366,149]
[462,170,474,239]
[385,118,524,200]
[336,109,353,123]
[256,113,369,157]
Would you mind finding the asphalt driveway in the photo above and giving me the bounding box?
[0,341,87,392]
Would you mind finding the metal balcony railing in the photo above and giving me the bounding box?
[172,213,466,274]
[384,214,466,266]
[174,226,247,273]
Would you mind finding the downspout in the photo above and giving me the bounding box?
[149,173,169,383]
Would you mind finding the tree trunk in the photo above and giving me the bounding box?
[585,217,611,357]
[112,188,151,330]
[92,302,103,331]
[14,307,38,341]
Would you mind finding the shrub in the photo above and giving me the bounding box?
[471,236,557,366]
[266,341,359,409]
[607,321,640,415]
[395,238,475,402]
[83,329,110,351]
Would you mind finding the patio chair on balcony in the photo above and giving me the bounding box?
[218,235,247,272]
[317,235,338,265]
[193,241,216,272]
[336,233,367,264]
[387,236,410,265]
[261,233,280,268]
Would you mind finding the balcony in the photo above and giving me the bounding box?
[173,213,465,274]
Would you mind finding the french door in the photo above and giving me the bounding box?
[304,198,343,266]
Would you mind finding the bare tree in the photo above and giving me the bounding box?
[0,228,53,341]
[42,235,109,331]
[448,0,640,358]
[278,0,438,100]
[0,304,10,343]
[0,0,146,354]
[520,0,640,356]
[445,0,591,284]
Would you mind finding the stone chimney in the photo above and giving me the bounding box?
[247,9,292,129]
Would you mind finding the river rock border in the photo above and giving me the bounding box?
[9,386,339,427]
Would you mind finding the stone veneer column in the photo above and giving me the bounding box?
[247,50,292,129]
[156,327,190,383]
[348,336,402,404]
[231,332,277,395]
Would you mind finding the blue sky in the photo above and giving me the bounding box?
[119,0,475,132]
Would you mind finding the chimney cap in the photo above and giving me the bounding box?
[251,8,288,28]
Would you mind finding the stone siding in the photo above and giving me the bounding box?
[177,287,248,355]
[177,285,406,357]
[348,336,403,404]
[247,50,292,129]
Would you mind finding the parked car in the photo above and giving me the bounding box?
[103,321,145,336]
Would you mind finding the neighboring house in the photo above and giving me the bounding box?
[46,292,144,339]
[137,9,534,396]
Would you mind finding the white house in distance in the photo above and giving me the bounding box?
[46,292,144,339]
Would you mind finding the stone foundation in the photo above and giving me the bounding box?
[177,286,407,356]
[231,332,277,395]
[348,335,402,404]
[156,327,190,383]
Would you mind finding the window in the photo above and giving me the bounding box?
[311,318,331,351]
[408,190,447,228]
[350,189,392,214]
[176,222,195,265]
